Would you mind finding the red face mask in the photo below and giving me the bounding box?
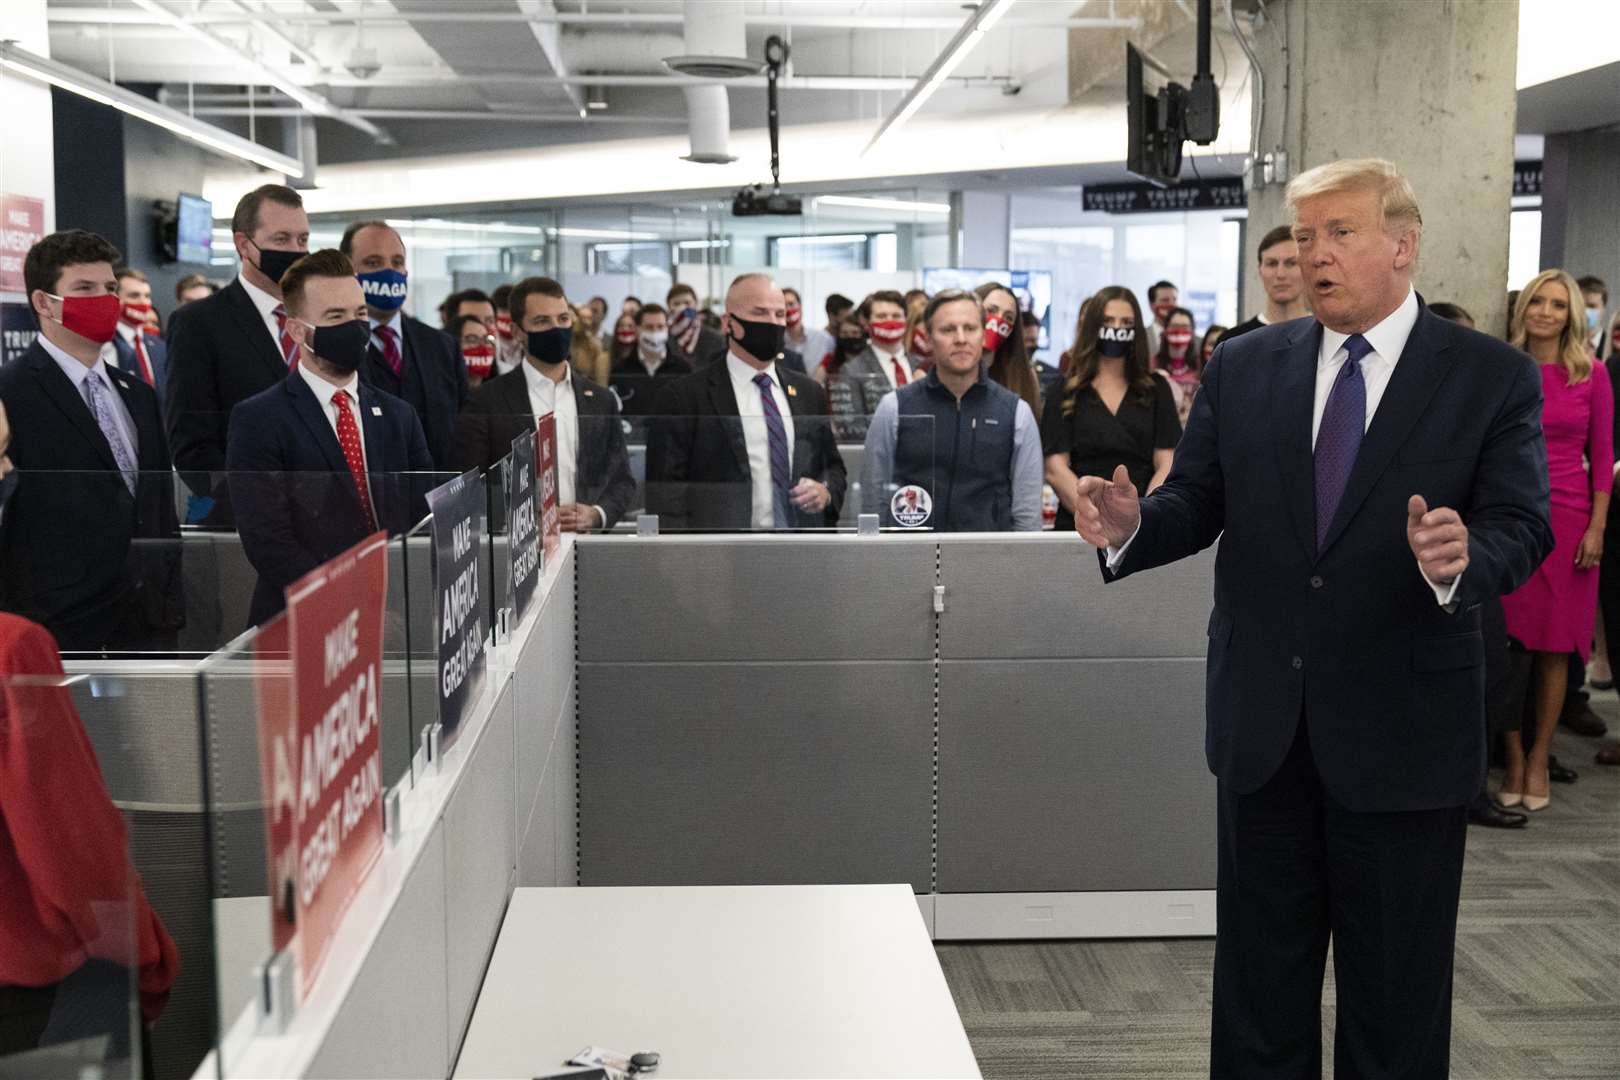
[120,300,151,328]
[614,326,638,345]
[462,344,495,380]
[495,313,514,341]
[1152,300,1177,322]
[1612,327,1620,354]
[869,318,907,345]
[910,323,934,357]
[983,315,1013,354]
[49,292,122,344]
[785,304,802,328]
[1165,328,1194,352]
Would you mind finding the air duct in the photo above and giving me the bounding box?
[682,84,736,163]
[664,0,762,79]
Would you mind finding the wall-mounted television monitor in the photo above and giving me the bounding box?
[176,192,212,265]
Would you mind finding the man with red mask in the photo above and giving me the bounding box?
[1144,280,1178,355]
[825,289,913,441]
[111,268,168,399]
[0,231,182,653]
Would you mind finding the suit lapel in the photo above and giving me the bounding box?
[708,363,750,474]
[225,280,291,381]
[29,349,118,472]
[1317,309,1454,557]
[1271,325,1321,561]
[285,374,350,474]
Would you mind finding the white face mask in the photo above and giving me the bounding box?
[640,329,669,352]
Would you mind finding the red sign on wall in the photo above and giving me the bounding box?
[0,195,46,295]
[536,412,560,565]
[257,532,388,997]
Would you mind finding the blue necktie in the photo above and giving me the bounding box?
[83,370,138,496]
[1314,333,1372,550]
[753,372,793,527]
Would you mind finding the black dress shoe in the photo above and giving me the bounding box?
[1467,794,1528,829]
[1548,756,1578,784]
[1559,704,1609,737]
[1591,678,1615,691]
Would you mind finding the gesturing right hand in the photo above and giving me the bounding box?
[1073,464,1141,549]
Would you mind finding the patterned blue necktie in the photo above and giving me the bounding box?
[83,369,138,496]
[753,372,793,527]
[1314,333,1371,551]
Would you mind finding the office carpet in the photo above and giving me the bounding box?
[937,713,1620,1080]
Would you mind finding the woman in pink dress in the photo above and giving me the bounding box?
[1500,269,1614,810]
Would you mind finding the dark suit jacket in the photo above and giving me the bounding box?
[451,365,635,529]
[226,372,435,627]
[164,278,290,522]
[112,331,169,402]
[359,314,469,472]
[609,352,694,417]
[646,359,847,531]
[1101,301,1553,813]
[0,343,183,652]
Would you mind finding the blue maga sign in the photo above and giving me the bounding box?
[505,430,541,623]
[425,468,487,749]
[921,268,1054,351]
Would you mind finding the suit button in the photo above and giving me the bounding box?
[1291,656,1303,670]
[1310,576,1324,589]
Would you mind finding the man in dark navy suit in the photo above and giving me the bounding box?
[111,268,169,399]
[1073,160,1553,1079]
[227,249,435,627]
[165,184,311,525]
[0,231,182,653]
[340,220,469,471]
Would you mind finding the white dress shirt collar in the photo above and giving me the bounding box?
[238,271,283,318]
[727,351,778,392]
[369,309,403,335]
[522,359,572,402]
[1318,288,1419,370]
[295,360,362,414]
[39,333,121,392]
[115,321,139,346]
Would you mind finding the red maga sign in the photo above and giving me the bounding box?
[257,532,388,998]
[0,195,46,295]
[536,412,561,565]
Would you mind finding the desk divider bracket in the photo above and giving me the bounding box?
[254,949,296,1036]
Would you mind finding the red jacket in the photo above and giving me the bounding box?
[0,614,178,1022]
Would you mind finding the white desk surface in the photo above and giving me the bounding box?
[453,884,981,1079]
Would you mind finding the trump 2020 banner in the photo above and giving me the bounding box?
[536,412,561,567]
[426,468,487,749]
[506,430,541,623]
[258,531,388,998]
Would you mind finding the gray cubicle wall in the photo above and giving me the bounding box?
[575,534,1217,919]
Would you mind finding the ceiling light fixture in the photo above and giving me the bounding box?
[386,218,547,235]
[814,195,952,215]
[548,227,661,240]
[861,0,1016,157]
[0,41,301,175]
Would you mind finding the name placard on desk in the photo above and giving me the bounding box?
[426,469,488,749]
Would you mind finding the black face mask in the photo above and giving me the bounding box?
[727,314,786,364]
[1097,325,1135,359]
[248,240,306,286]
[304,318,371,373]
[526,326,572,366]
[836,336,868,356]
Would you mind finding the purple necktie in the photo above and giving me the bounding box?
[1314,333,1372,551]
[753,372,793,527]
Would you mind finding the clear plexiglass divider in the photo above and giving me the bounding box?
[0,663,176,1080]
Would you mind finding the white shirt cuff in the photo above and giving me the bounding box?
[1419,562,1462,610]
[1104,520,1142,572]
[589,505,606,532]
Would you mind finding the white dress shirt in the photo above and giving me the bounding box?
[871,342,911,389]
[295,361,370,478]
[522,362,606,529]
[238,272,287,349]
[727,352,796,530]
[1108,289,1458,606]
[41,336,139,465]
[368,308,403,357]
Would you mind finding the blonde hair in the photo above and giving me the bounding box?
[1285,158,1423,243]
[1511,269,1595,384]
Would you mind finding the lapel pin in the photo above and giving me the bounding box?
[787,385,798,397]
[583,389,594,397]
[371,406,383,416]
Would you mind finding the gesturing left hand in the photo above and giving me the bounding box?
[1407,495,1468,584]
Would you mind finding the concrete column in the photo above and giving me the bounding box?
[1540,129,1620,307]
[951,190,1010,270]
[1242,0,1519,335]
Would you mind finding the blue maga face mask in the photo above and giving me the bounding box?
[1588,307,1602,331]
[358,268,409,311]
